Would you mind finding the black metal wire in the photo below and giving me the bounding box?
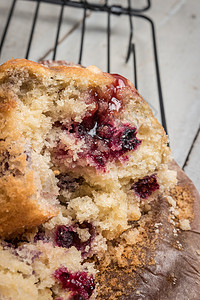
[126,0,133,63]
[25,0,40,59]
[25,0,151,14]
[131,13,167,135]
[78,1,87,65]
[123,1,167,133]
[0,0,17,56]
[53,3,64,60]
[107,7,111,73]
[132,43,137,90]
[182,125,200,170]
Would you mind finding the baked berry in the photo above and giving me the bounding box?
[120,128,140,151]
[55,225,79,249]
[34,228,48,243]
[76,120,140,169]
[132,174,160,199]
[54,268,95,299]
[55,223,95,255]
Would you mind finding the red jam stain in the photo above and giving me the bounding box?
[111,73,128,88]
[55,223,95,255]
[55,74,141,170]
[132,174,160,199]
[54,267,95,299]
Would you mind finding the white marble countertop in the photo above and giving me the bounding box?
[0,0,199,191]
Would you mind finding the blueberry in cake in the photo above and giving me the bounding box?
[0,59,177,299]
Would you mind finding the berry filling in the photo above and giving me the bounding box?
[54,267,95,299]
[75,121,140,169]
[54,74,141,170]
[132,174,160,199]
[55,222,95,255]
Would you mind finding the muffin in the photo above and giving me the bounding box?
[0,59,177,299]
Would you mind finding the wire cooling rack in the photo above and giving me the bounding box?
[0,0,167,135]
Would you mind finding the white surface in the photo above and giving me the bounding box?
[0,0,199,191]
[151,0,200,191]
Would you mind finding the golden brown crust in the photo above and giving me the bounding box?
[0,131,58,237]
[0,60,62,237]
[0,59,114,88]
[0,172,57,237]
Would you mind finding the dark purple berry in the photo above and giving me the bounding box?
[33,227,49,243]
[120,128,140,151]
[55,223,95,255]
[55,226,79,249]
[132,174,160,199]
